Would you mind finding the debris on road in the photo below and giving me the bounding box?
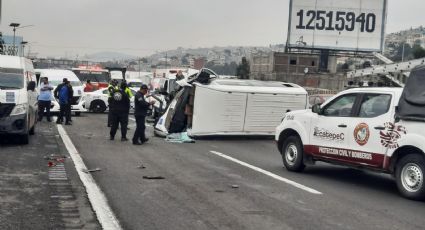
[230,184,239,189]
[165,132,195,143]
[214,190,225,193]
[142,176,165,180]
[82,168,102,173]
[137,163,146,169]
[44,154,69,162]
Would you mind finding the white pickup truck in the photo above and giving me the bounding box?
[276,84,425,200]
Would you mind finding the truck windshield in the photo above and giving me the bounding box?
[0,69,24,89]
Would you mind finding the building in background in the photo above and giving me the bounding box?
[250,52,345,91]
[1,35,24,56]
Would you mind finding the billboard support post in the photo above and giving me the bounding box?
[319,50,330,71]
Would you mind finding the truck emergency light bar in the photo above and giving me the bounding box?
[347,58,425,79]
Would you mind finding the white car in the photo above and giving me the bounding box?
[126,79,144,92]
[85,88,136,113]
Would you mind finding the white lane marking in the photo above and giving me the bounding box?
[57,125,123,230]
[209,151,322,195]
[129,117,152,127]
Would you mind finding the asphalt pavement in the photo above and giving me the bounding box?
[0,121,100,230]
[59,113,425,230]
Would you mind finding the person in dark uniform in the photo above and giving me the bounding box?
[107,79,119,127]
[54,78,73,125]
[109,81,130,141]
[132,84,155,145]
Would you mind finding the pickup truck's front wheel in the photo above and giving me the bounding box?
[396,154,425,201]
[281,136,305,172]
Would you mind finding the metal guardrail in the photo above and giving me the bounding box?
[347,58,425,79]
[347,58,425,87]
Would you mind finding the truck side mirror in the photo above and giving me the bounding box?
[312,104,321,114]
[27,81,36,91]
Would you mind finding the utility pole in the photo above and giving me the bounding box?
[9,23,20,55]
[165,52,168,68]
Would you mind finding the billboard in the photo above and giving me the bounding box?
[287,0,387,52]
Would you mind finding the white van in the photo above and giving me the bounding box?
[36,69,86,115]
[155,69,308,137]
[0,55,38,144]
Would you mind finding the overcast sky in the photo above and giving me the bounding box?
[0,0,423,58]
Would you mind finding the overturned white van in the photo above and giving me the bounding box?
[155,69,308,137]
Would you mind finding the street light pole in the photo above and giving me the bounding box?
[9,23,20,55]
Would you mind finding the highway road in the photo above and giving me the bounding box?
[13,114,425,230]
[55,113,425,230]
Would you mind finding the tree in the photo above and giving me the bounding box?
[391,42,413,62]
[181,56,189,65]
[412,44,425,59]
[140,57,148,63]
[236,57,250,79]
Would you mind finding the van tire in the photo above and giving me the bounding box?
[395,154,425,201]
[29,125,35,135]
[91,100,106,113]
[281,136,305,172]
[21,133,29,145]
[75,112,81,116]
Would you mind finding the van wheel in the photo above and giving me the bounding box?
[281,136,305,172]
[29,125,35,135]
[21,133,29,144]
[396,154,425,200]
[75,112,81,116]
[91,101,106,113]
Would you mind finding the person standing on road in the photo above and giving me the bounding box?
[107,79,119,127]
[38,77,54,122]
[54,78,73,125]
[122,80,133,131]
[109,82,130,141]
[132,84,155,145]
[122,80,134,98]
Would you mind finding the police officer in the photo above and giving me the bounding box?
[107,79,119,127]
[132,84,155,145]
[109,82,130,141]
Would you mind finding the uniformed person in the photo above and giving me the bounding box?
[107,79,119,127]
[132,84,155,145]
[109,82,130,141]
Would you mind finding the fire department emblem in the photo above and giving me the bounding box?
[380,122,407,149]
[354,123,370,146]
